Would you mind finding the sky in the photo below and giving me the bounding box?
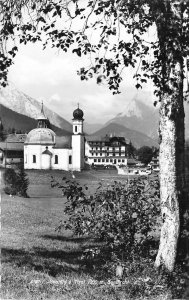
[8,42,156,124]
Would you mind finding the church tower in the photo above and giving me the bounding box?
[72,104,85,171]
[37,101,49,128]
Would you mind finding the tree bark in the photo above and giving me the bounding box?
[155,86,185,272]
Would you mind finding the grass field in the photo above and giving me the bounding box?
[1,169,185,300]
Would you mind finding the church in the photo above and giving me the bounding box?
[24,104,85,171]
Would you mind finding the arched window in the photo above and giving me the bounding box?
[55,155,58,164]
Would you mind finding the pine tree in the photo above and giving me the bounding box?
[16,163,29,198]
[0,118,5,141]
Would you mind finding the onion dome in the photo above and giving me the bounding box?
[73,103,84,120]
[25,128,56,145]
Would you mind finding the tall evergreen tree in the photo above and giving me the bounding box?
[0,117,5,141]
[16,163,29,198]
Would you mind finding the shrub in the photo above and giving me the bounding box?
[3,168,17,186]
[52,176,160,260]
[3,164,29,197]
[4,185,18,196]
[16,163,29,197]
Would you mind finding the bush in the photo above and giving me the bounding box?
[3,164,29,197]
[16,163,29,197]
[4,185,18,196]
[52,176,160,259]
[3,168,18,186]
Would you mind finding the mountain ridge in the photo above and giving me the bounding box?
[91,122,158,148]
[0,83,72,132]
[0,104,71,136]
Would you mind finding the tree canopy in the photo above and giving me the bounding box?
[1,0,189,98]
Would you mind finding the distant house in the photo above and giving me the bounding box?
[148,156,159,170]
[0,141,24,167]
[85,135,130,166]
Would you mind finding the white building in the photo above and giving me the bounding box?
[24,104,85,171]
[85,136,130,166]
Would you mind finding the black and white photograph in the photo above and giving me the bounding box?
[0,1,189,299]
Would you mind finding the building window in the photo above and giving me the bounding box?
[75,126,77,132]
[100,153,102,156]
[55,155,58,164]
[96,153,98,156]
[98,159,101,162]
[94,159,97,162]
[110,159,113,162]
[92,153,94,156]
[122,159,125,163]
[107,153,109,156]
[102,159,105,162]
[118,159,121,163]
[33,155,36,163]
[69,155,72,164]
[106,159,109,162]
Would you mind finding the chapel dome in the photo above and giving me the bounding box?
[25,128,56,145]
[73,107,84,120]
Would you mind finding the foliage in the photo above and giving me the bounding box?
[0,1,189,98]
[137,146,154,165]
[16,163,29,197]
[0,119,5,141]
[126,141,137,158]
[52,176,160,259]
[3,168,17,185]
[3,164,29,197]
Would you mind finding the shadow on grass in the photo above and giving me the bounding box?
[2,247,83,277]
[1,236,106,279]
[42,234,93,244]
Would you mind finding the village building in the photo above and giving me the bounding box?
[0,141,24,167]
[24,104,85,171]
[85,135,131,166]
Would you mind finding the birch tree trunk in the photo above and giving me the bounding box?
[155,75,185,272]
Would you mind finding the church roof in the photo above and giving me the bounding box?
[25,128,56,145]
[42,149,53,155]
[73,104,84,120]
[0,142,24,151]
[53,136,71,149]
[37,101,47,120]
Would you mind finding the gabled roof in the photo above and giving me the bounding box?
[5,134,27,143]
[0,142,24,151]
[42,149,53,155]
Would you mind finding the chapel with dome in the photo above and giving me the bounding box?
[24,103,85,171]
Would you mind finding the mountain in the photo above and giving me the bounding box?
[0,104,71,136]
[0,83,72,132]
[84,123,103,134]
[106,98,189,140]
[91,122,158,148]
[106,99,159,139]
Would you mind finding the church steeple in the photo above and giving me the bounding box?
[72,103,84,134]
[37,101,49,128]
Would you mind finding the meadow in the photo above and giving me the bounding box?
[1,169,185,300]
